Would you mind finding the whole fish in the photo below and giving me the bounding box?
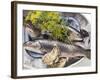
[23,40,90,59]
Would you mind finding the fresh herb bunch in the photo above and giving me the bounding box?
[25,10,71,43]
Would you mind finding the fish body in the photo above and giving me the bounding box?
[23,40,90,59]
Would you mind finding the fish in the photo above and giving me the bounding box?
[23,40,90,59]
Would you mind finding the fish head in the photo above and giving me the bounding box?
[25,26,34,35]
[23,41,41,51]
[25,26,39,38]
[68,29,82,42]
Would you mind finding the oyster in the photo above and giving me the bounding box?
[42,44,60,65]
[42,44,68,67]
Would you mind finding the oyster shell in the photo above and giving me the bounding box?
[42,44,60,65]
[42,44,67,67]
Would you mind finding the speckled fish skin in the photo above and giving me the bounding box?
[23,40,90,59]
